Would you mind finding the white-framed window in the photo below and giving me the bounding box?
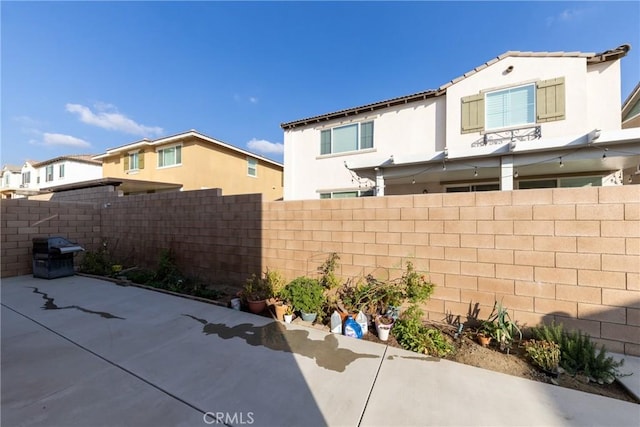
[59,164,65,178]
[21,172,30,185]
[518,176,602,189]
[247,157,258,177]
[319,189,374,199]
[129,152,139,170]
[485,84,535,130]
[320,121,374,155]
[45,165,54,182]
[3,174,9,186]
[157,145,181,168]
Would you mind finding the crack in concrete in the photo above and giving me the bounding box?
[30,287,125,320]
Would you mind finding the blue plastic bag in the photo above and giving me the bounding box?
[343,316,363,339]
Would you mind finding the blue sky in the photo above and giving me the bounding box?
[2,1,639,167]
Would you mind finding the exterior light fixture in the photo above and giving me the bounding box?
[559,157,564,167]
[514,170,519,178]
[412,178,416,185]
[505,65,514,73]
[474,167,478,177]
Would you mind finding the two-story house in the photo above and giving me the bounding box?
[94,130,284,200]
[281,44,640,200]
[1,155,102,198]
[0,165,22,198]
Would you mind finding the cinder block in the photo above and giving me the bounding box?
[460,262,495,278]
[515,281,556,299]
[432,285,461,302]
[602,289,640,308]
[533,239,575,257]
[444,274,478,290]
[535,298,577,317]
[414,194,443,207]
[461,290,496,307]
[428,207,459,220]
[386,195,414,208]
[500,294,534,312]
[400,208,428,221]
[512,310,547,328]
[444,247,477,262]
[496,264,534,281]
[475,191,512,206]
[478,248,513,264]
[430,259,460,274]
[554,317,602,338]
[401,232,430,246]
[460,206,494,220]
[556,284,601,304]
[478,277,514,294]
[602,254,640,274]
[461,234,495,249]
[599,185,640,203]
[578,303,626,324]
[444,220,477,234]
[495,206,532,220]
[512,189,552,206]
[625,204,640,220]
[414,220,444,233]
[389,220,414,233]
[552,187,598,204]
[532,204,575,220]
[375,232,401,245]
[601,221,640,238]
[576,204,624,220]
[514,220,555,236]
[414,245,445,260]
[577,237,625,254]
[627,238,640,256]
[363,243,388,256]
[388,244,416,258]
[430,234,460,248]
[443,192,476,207]
[364,220,388,233]
[477,220,514,235]
[625,342,640,356]
[601,323,640,344]
[555,252,600,270]
[628,273,640,291]
[515,250,555,267]
[628,308,640,327]
[375,208,401,221]
[555,220,600,237]
[496,235,533,250]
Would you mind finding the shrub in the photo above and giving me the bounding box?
[524,339,561,372]
[392,305,453,357]
[79,249,111,276]
[482,302,522,353]
[531,322,624,383]
[280,277,326,315]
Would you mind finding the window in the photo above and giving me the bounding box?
[247,157,258,177]
[461,77,565,134]
[4,174,9,186]
[319,189,374,199]
[157,145,181,168]
[518,176,601,189]
[45,165,54,182]
[21,172,30,185]
[446,183,499,192]
[486,84,535,130]
[59,164,65,178]
[320,121,374,155]
[124,151,144,171]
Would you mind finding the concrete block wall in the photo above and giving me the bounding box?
[262,186,640,355]
[100,189,262,284]
[0,199,101,278]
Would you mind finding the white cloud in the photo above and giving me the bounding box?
[247,138,284,154]
[66,103,163,137]
[249,96,259,104]
[546,8,589,26]
[40,133,91,148]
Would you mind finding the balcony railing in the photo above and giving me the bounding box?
[471,125,541,148]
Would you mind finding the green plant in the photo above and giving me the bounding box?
[280,277,326,316]
[482,302,522,353]
[402,261,435,303]
[318,252,341,289]
[243,274,272,302]
[524,339,561,372]
[79,248,111,275]
[392,304,454,357]
[152,249,185,288]
[532,322,624,383]
[264,268,286,299]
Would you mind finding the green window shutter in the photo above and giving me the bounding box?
[320,129,331,155]
[138,151,145,169]
[536,77,565,123]
[123,155,129,171]
[461,93,484,133]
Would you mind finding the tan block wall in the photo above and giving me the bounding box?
[0,199,101,278]
[262,186,640,355]
[99,189,262,284]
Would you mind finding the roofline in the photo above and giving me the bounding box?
[33,155,102,168]
[281,44,631,131]
[93,130,283,168]
[622,81,640,117]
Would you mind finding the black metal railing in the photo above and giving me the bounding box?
[471,125,541,148]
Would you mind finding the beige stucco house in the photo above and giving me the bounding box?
[94,130,284,200]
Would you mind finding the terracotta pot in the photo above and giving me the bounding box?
[274,303,288,321]
[247,299,267,314]
[477,334,492,347]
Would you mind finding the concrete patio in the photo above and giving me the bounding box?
[2,275,639,427]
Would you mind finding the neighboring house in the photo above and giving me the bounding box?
[622,81,640,129]
[1,155,102,198]
[0,165,23,198]
[36,155,102,191]
[281,44,640,200]
[94,130,284,200]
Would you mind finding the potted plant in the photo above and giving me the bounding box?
[242,272,274,314]
[283,305,294,324]
[375,314,395,341]
[477,320,495,347]
[280,277,326,323]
